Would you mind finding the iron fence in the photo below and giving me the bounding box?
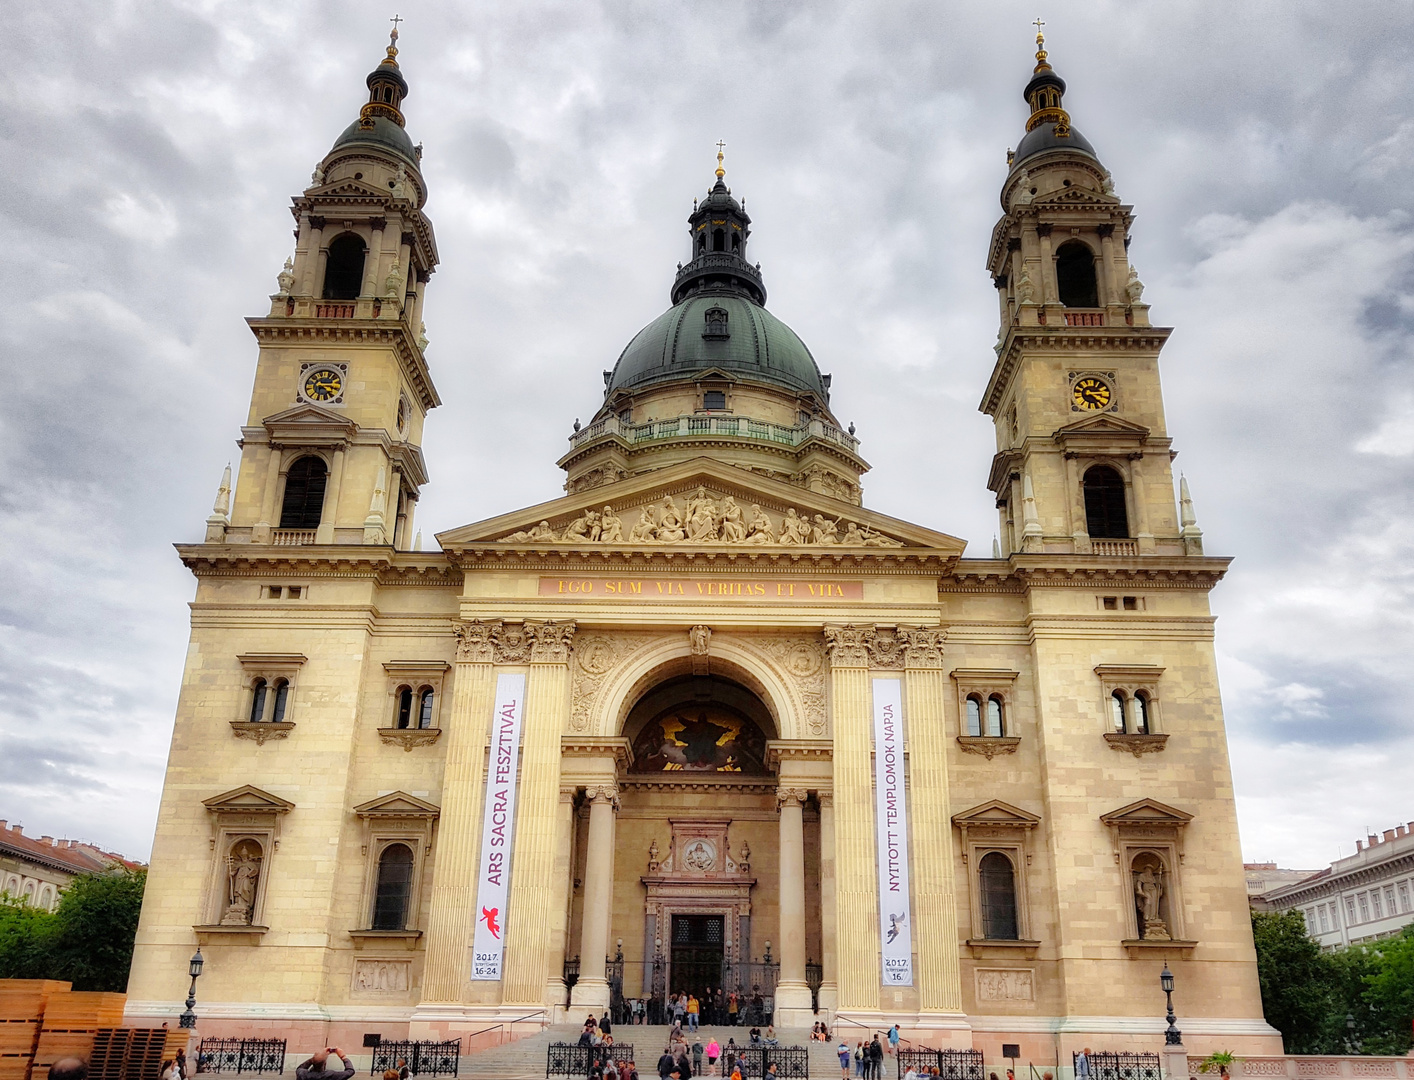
[732,1045,810,1078]
[371,1040,461,1077]
[896,1048,984,1080]
[545,1042,635,1078]
[1077,1053,1161,1080]
[195,1038,287,1075]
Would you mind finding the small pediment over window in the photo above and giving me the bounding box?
[1100,798,1192,829]
[1054,414,1150,440]
[952,800,1041,831]
[203,785,296,816]
[353,791,441,820]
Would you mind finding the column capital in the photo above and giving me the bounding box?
[776,786,809,810]
[817,789,834,808]
[901,627,947,669]
[585,783,620,810]
[559,786,578,804]
[453,619,497,663]
[863,627,906,670]
[823,625,869,668]
[529,620,578,664]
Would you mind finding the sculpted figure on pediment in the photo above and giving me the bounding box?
[657,497,686,542]
[629,506,658,542]
[687,495,719,542]
[861,525,904,548]
[811,515,839,545]
[599,506,623,542]
[744,505,775,543]
[719,497,746,542]
[778,508,808,545]
[563,509,600,542]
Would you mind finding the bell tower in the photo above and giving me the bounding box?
[205,24,440,549]
[981,27,1202,558]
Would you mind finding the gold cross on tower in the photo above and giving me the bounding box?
[715,140,727,179]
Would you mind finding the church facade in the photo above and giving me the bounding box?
[125,29,1282,1062]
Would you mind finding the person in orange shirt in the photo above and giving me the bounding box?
[687,994,700,1031]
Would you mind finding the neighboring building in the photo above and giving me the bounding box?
[1244,862,1320,898]
[125,26,1281,1063]
[1257,824,1414,949]
[0,820,137,911]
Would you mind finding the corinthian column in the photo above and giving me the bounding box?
[570,784,618,1010]
[501,621,576,1006]
[817,790,839,1014]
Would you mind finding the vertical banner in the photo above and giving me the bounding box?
[872,677,914,986]
[471,673,527,980]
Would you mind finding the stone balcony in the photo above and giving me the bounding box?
[567,412,860,455]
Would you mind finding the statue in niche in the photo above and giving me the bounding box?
[221,839,263,925]
[1133,856,1171,940]
[688,625,711,655]
[599,506,623,543]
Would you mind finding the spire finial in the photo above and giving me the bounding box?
[387,13,402,61]
[1032,17,1050,70]
[715,139,727,179]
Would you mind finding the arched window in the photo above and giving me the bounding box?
[1083,466,1129,539]
[731,232,741,253]
[22,881,36,903]
[249,678,268,723]
[279,456,328,530]
[1133,692,1150,735]
[986,697,1005,738]
[712,228,726,252]
[372,843,415,930]
[395,687,414,730]
[697,233,707,254]
[38,885,54,911]
[322,234,367,300]
[418,688,435,729]
[1110,691,1127,733]
[965,696,983,737]
[979,852,1019,940]
[271,679,290,723]
[1055,241,1099,307]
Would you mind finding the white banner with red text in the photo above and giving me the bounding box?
[470,673,527,980]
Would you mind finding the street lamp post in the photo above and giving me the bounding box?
[178,948,204,1029]
[1160,965,1182,1046]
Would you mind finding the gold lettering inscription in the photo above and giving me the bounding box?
[539,577,864,601]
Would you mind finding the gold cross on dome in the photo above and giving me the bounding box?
[389,13,402,43]
[1033,17,1045,38]
[715,140,727,179]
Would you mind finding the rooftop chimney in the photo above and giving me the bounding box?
[1356,840,1364,851]
[0,821,7,831]
[1384,829,1398,842]
[1368,834,1380,846]
[40,836,54,845]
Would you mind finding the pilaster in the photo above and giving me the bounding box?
[500,621,577,1006]
[774,785,813,1024]
[569,783,618,1011]
[817,790,839,1015]
[823,626,880,1013]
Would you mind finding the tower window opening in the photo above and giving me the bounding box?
[712,228,726,252]
[322,234,367,300]
[979,851,1020,940]
[396,687,414,730]
[731,232,741,253]
[279,456,328,530]
[1056,241,1099,307]
[965,695,983,737]
[418,688,435,729]
[1110,691,1127,733]
[270,678,290,723]
[1133,692,1151,735]
[1083,465,1128,538]
[697,234,707,254]
[703,390,727,410]
[371,843,414,930]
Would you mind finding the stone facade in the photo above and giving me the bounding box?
[124,29,1281,1065]
[0,820,138,911]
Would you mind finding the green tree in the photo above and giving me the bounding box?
[46,869,147,991]
[0,895,59,979]
[1352,925,1414,1056]
[1250,909,1340,1053]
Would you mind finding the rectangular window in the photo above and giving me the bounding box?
[286,586,302,599]
[267,586,283,598]
[1346,897,1357,924]
[703,390,727,410]
[1102,596,1118,610]
[1384,886,1397,915]
[1304,908,1317,932]
[1123,596,1139,610]
[1371,890,1383,919]
[1319,907,1329,932]
[1399,881,1410,913]
[1359,894,1370,921]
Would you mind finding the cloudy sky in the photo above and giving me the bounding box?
[1,0,1410,867]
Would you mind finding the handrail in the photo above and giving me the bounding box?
[462,1010,548,1045]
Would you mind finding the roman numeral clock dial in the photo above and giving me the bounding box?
[302,368,343,402]
[1071,376,1112,411]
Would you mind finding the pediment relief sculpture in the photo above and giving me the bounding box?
[498,486,904,548]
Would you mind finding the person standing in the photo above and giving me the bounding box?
[888,1025,900,1056]
[839,1043,853,1079]
[687,994,700,1031]
[1076,1050,1092,1080]
[705,1038,720,1077]
[726,991,739,1026]
[854,1042,865,1079]
[868,1036,884,1080]
[691,1039,703,1077]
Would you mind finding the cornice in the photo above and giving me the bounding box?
[946,556,1229,591]
[176,543,462,585]
[246,318,441,412]
[980,325,1173,416]
[558,429,870,478]
[1267,851,1414,903]
[445,546,957,576]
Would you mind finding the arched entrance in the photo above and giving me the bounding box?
[564,668,824,1026]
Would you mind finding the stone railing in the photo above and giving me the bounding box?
[313,303,356,318]
[569,412,859,454]
[1064,309,1106,326]
[1092,539,1139,556]
[271,529,317,546]
[1192,1058,1414,1080]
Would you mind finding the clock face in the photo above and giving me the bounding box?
[397,397,408,435]
[303,368,342,402]
[1072,376,1112,411]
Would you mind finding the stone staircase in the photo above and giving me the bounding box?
[457,1023,845,1079]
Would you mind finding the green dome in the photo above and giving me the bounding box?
[330,115,420,168]
[606,294,829,401]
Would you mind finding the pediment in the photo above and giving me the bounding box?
[1033,187,1121,209]
[352,791,440,819]
[1100,798,1193,828]
[437,457,966,555]
[203,785,295,815]
[952,800,1041,829]
[263,403,358,431]
[307,179,393,201]
[690,368,741,383]
[1054,413,1150,440]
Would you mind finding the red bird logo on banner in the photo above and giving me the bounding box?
[480,906,501,938]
